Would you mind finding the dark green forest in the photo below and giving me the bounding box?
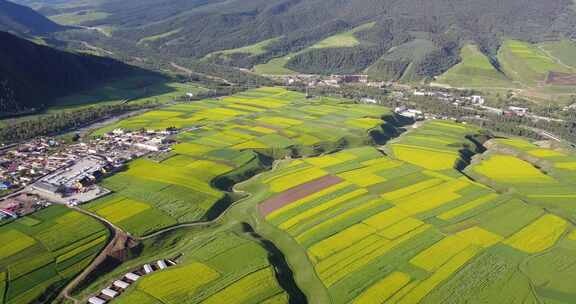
[25,0,576,79]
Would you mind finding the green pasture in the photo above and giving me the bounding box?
[205,37,281,59]
[310,22,375,49]
[498,39,573,85]
[436,44,513,88]
[538,40,576,69]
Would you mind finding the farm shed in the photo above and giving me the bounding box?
[157,260,167,270]
[101,288,118,298]
[88,297,106,304]
[125,272,140,282]
[143,264,153,274]
[113,280,130,290]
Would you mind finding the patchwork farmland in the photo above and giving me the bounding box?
[10,87,576,304]
[84,87,398,237]
[0,206,109,304]
[235,119,576,303]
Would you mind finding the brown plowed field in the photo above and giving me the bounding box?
[258,175,343,216]
[546,72,576,85]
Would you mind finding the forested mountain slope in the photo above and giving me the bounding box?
[0,30,143,113]
[0,0,64,35]
[10,0,576,82]
[30,0,575,77]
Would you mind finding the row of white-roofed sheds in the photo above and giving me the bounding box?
[87,259,177,303]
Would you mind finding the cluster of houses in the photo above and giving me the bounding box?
[0,128,177,195]
[413,90,486,106]
[0,138,72,191]
[88,259,177,304]
[0,128,182,216]
[278,74,387,88]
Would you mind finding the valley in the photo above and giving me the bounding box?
[1,0,576,303]
[1,87,575,304]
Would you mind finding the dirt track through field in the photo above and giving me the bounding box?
[258,175,343,216]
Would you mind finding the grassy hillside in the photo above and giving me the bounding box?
[309,22,375,49]
[205,37,281,59]
[435,44,513,88]
[497,40,573,86]
[537,40,576,69]
[253,56,298,75]
[366,39,437,82]
[253,23,375,75]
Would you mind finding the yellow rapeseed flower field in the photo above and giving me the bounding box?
[279,189,367,230]
[137,262,220,303]
[202,267,280,304]
[437,193,498,220]
[504,214,568,253]
[473,155,554,183]
[309,223,376,260]
[353,272,411,303]
[398,246,479,304]
[269,167,327,192]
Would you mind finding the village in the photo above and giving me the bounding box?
[0,127,179,220]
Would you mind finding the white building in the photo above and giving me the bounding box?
[157,260,168,270]
[113,280,130,290]
[88,297,106,304]
[360,98,377,104]
[470,95,485,105]
[143,264,154,274]
[125,272,140,282]
[101,288,118,299]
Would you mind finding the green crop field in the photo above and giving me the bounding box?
[436,44,513,88]
[77,225,296,304]
[0,206,108,304]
